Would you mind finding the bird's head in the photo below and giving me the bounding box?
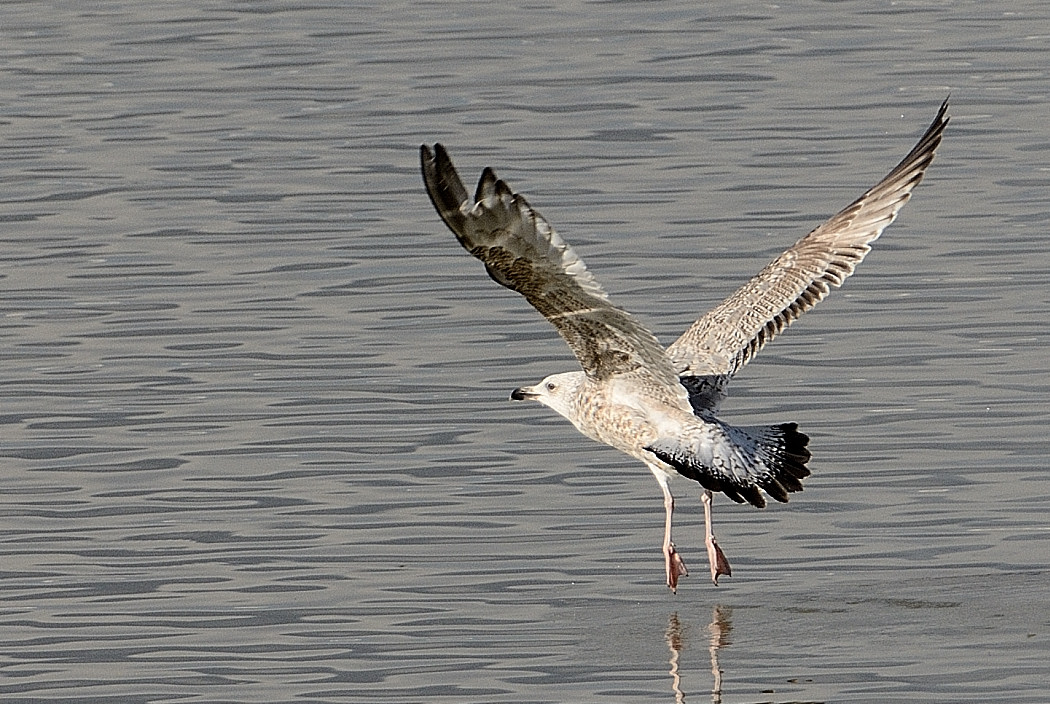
[510,371,585,421]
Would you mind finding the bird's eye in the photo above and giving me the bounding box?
[546,382,556,391]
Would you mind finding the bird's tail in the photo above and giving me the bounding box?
[645,419,811,508]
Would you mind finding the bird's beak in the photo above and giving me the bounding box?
[510,385,538,401]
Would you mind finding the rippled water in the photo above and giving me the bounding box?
[2,3,1049,702]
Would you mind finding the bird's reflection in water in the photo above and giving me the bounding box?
[665,606,733,703]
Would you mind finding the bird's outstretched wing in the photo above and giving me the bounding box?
[667,99,949,384]
[421,143,680,386]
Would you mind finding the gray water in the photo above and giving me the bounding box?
[2,2,1049,702]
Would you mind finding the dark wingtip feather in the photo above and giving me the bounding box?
[475,166,498,203]
[421,143,471,235]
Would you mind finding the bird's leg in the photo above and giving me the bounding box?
[659,479,688,592]
[702,489,731,585]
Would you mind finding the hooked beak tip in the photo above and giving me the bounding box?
[510,387,531,401]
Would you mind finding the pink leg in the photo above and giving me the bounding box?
[655,473,688,592]
[702,489,731,585]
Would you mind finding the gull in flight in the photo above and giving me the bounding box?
[421,99,948,591]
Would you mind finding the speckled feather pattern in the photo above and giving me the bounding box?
[667,99,949,384]
[420,100,947,509]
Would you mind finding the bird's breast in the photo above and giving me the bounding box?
[569,383,690,458]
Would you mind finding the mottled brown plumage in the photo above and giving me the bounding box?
[669,99,950,390]
[421,99,948,590]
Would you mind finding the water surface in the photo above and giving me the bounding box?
[2,2,1049,702]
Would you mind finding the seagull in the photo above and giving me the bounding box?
[421,99,948,591]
